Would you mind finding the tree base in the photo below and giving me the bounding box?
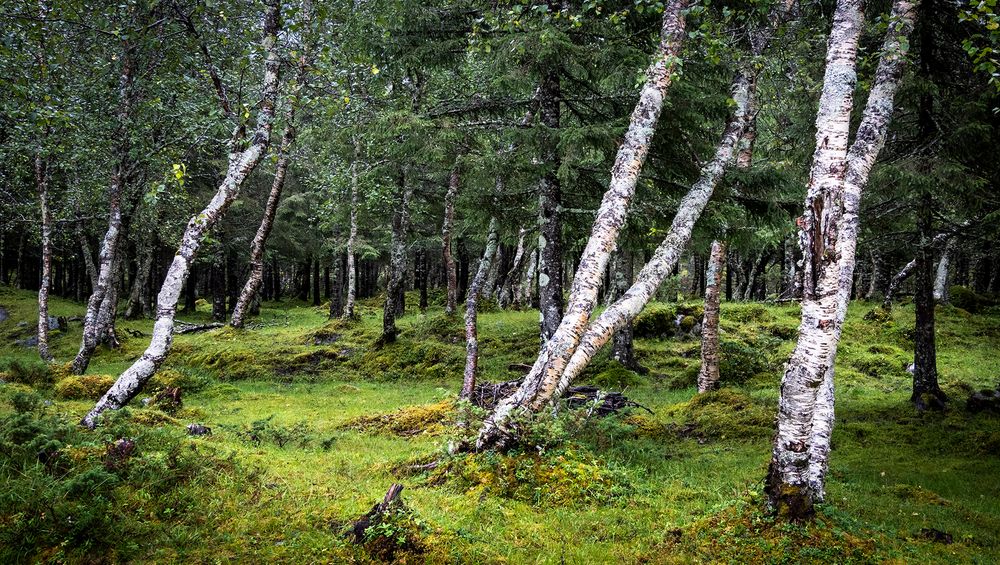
[765,466,816,522]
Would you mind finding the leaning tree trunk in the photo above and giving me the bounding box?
[231,56,306,327]
[442,166,459,316]
[462,218,500,399]
[344,142,359,318]
[381,175,413,342]
[542,3,792,406]
[82,0,282,428]
[475,0,691,450]
[71,39,138,375]
[881,228,956,310]
[767,0,916,519]
[36,154,54,363]
[697,240,726,393]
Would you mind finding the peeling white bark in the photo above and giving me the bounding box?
[477,0,691,449]
[345,143,359,318]
[697,241,726,393]
[933,243,951,302]
[83,1,283,428]
[768,0,917,515]
[36,153,54,363]
[443,166,459,316]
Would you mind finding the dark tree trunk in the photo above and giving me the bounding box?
[537,64,563,344]
[329,255,343,318]
[313,257,321,306]
[912,195,946,410]
[457,239,469,302]
[382,174,413,342]
[212,243,226,323]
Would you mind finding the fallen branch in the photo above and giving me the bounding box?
[173,321,223,334]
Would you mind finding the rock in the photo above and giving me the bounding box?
[313,333,341,345]
[186,423,212,436]
[0,307,8,322]
[967,386,1000,413]
[47,316,59,331]
[918,528,953,544]
[16,336,38,348]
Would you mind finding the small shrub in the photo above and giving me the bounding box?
[719,337,779,384]
[1,358,54,387]
[726,303,773,323]
[221,416,319,449]
[863,307,892,323]
[148,368,208,393]
[11,390,43,413]
[54,375,116,400]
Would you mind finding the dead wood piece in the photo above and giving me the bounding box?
[173,321,223,334]
[471,379,652,415]
[351,483,405,543]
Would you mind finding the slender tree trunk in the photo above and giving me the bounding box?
[443,166,459,316]
[766,0,915,518]
[537,67,564,344]
[125,243,154,319]
[95,254,123,349]
[913,194,946,409]
[329,254,344,318]
[36,154,54,363]
[212,240,227,322]
[313,258,321,306]
[499,227,529,308]
[608,250,641,371]
[882,229,956,309]
[231,54,306,326]
[183,265,197,313]
[697,241,727,393]
[476,0,692,449]
[462,219,500,399]
[382,174,413,342]
[345,145,359,318]
[515,248,538,309]
[83,1,282,428]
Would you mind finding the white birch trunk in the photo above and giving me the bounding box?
[499,227,529,308]
[82,1,282,428]
[462,218,500,399]
[345,141,359,318]
[476,0,691,449]
[697,240,726,393]
[36,154,54,363]
[515,248,537,309]
[933,243,950,302]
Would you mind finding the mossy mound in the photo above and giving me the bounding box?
[54,375,116,400]
[588,362,645,389]
[623,414,670,438]
[413,314,465,344]
[148,368,208,393]
[633,305,677,338]
[353,340,461,380]
[719,338,780,385]
[863,307,893,323]
[0,358,56,387]
[850,353,906,379]
[667,389,773,440]
[343,400,455,437]
[725,303,774,323]
[888,484,950,506]
[430,447,629,505]
[658,502,882,564]
[949,286,994,313]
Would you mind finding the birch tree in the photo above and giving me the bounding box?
[697,240,726,392]
[767,0,917,517]
[475,0,691,449]
[35,153,54,362]
[442,166,459,315]
[344,141,360,318]
[462,218,500,399]
[82,0,283,428]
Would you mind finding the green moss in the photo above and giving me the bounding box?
[633,305,676,338]
[54,374,116,400]
[719,337,779,384]
[888,484,950,506]
[949,286,993,313]
[343,400,455,437]
[726,303,774,323]
[0,358,55,387]
[589,362,645,389]
[850,353,905,379]
[668,389,774,439]
[863,307,893,323]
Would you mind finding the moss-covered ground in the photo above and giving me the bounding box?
[1,284,999,563]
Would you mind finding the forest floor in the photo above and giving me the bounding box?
[1,285,999,563]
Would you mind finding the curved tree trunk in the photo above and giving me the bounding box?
[442,166,459,316]
[697,240,726,393]
[462,218,500,399]
[767,0,916,518]
[231,81,302,327]
[36,154,54,363]
[82,0,282,428]
[881,228,955,309]
[476,0,691,449]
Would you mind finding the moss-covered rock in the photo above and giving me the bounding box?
[54,375,116,400]
[589,362,645,389]
[950,286,993,313]
[633,305,676,338]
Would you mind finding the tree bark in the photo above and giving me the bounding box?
[881,229,956,309]
[537,67,563,345]
[344,141,359,318]
[767,0,915,518]
[476,0,692,449]
[442,166,459,316]
[608,250,640,371]
[125,243,154,319]
[462,219,500,399]
[515,248,537,309]
[36,154,54,362]
[312,257,321,306]
[329,254,344,318]
[499,227,528,308]
[913,194,946,409]
[211,240,227,322]
[697,241,726,393]
[83,0,282,428]
[231,48,308,327]
[382,174,413,342]
[932,241,951,303]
